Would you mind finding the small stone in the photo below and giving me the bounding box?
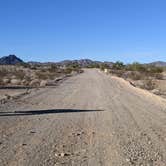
[64,153,70,156]
[55,153,58,157]
[3,134,6,138]
[10,79,21,85]
[40,80,48,87]
[3,78,10,84]
[92,131,95,135]
[29,79,40,87]
[60,152,70,157]
[5,94,11,99]
[60,153,65,157]
[22,143,27,146]
[126,158,130,162]
[148,141,151,144]
[30,131,36,134]
[151,89,160,94]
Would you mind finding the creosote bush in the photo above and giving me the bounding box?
[141,79,156,90]
[109,62,164,80]
[112,61,125,70]
[100,63,110,71]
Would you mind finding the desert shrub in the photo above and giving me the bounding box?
[110,70,125,77]
[126,63,163,73]
[36,71,57,80]
[112,61,125,70]
[126,62,146,72]
[35,71,48,80]
[66,62,80,69]
[40,68,47,73]
[63,66,83,74]
[100,63,110,71]
[30,66,37,70]
[87,63,100,68]
[111,70,144,80]
[14,70,25,80]
[48,64,58,73]
[147,65,163,73]
[0,66,26,80]
[131,72,142,80]
[154,73,163,80]
[79,69,84,73]
[23,75,31,82]
[141,79,156,90]
[124,63,164,80]
[0,78,4,85]
[125,71,143,80]
[0,68,8,77]
[64,67,73,74]
[16,62,30,68]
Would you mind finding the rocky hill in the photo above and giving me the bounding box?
[56,59,101,67]
[0,55,23,65]
[0,55,114,68]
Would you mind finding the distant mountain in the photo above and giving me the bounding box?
[28,61,43,65]
[0,55,113,68]
[28,59,114,68]
[28,59,108,67]
[0,55,24,65]
[148,61,166,67]
[56,59,106,67]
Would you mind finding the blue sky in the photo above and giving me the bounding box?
[0,0,166,63]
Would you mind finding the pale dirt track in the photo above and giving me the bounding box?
[0,69,166,166]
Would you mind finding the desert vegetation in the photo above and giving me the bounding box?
[0,63,83,87]
[110,62,164,80]
[100,61,166,97]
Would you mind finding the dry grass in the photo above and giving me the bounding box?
[108,65,165,92]
[0,64,83,87]
[141,79,156,90]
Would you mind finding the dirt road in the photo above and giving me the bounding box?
[0,69,166,166]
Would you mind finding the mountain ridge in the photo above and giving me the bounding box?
[0,55,166,67]
[0,55,23,65]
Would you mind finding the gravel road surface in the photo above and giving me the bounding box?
[0,69,166,166]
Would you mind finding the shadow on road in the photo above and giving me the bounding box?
[0,109,104,117]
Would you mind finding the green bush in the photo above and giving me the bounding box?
[64,67,73,74]
[112,61,125,70]
[87,63,100,68]
[147,65,163,73]
[100,63,110,71]
[126,62,163,73]
[126,62,146,72]
[66,62,80,69]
